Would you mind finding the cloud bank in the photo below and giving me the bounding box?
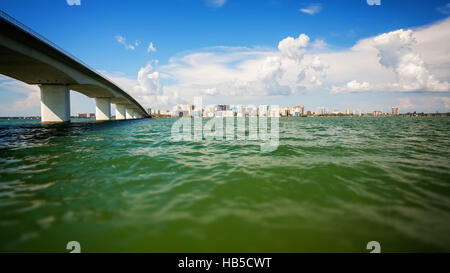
[125,18,449,109]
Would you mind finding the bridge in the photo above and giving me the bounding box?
[0,11,149,123]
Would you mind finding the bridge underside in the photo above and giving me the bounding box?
[0,16,149,122]
[0,46,146,122]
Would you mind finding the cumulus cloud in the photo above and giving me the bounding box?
[66,0,81,6]
[107,18,450,110]
[328,24,450,93]
[135,62,162,96]
[300,4,322,15]
[205,0,226,8]
[156,34,327,101]
[278,34,310,60]
[147,42,156,53]
[28,17,439,113]
[115,35,136,50]
[108,62,184,108]
[373,29,448,91]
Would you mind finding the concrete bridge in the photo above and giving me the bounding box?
[0,11,149,123]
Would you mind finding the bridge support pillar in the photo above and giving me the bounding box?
[126,108,134,119]
[39,85,70,123]
[95,98,111,121]
[115,104,126,120]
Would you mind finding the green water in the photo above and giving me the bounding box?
[0,117,449,252]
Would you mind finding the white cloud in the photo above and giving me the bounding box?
[331,80,371,93]
[101,18,450,110]
[147,42,156,53]
[66,0,81,6]
[135,62,162,96]
[300,4,322,15]
[0,75,40,115]
[115,35,135,50]
[155,36,327,102]
[374,29,448,91]
[102,62,179,109]
[202,87,218,96]
[205,0,226,7]
[325,20,450,93]
[437,3,450,15]
[311,39,328,50]
[278,34,309,60]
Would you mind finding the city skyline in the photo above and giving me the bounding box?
[151,103,420,118]
[0,0,449,116]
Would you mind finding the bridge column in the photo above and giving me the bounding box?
[115,104,126,120]
[95,98,111,121]
[126,108,134,119]
[39,85,70,123]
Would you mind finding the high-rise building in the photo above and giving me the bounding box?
[236,105,245,117]
[279,107,292,117]
[259,105,269,117]
[391,107,399,116]
[172,104,194,117]
[345,108,351,115]
[293,105,304,117]
[373,110,383,117]
[269,106,280,117]
[204,105,216,117]
[317,107,326,115]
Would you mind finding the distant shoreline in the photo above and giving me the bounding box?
[1,112,449,120]
[150,112,450,118]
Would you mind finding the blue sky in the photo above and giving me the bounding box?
[1,0,450,115]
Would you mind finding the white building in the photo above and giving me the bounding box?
[391,106,399,116]
[237,105,246,117]
[259,105,269,117]
[293,105,304,117]
[317,107,326,115]
[172,104,194,117]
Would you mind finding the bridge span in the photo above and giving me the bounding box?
[0,11,149,122]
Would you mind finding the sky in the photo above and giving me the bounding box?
[0,0,450,116]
